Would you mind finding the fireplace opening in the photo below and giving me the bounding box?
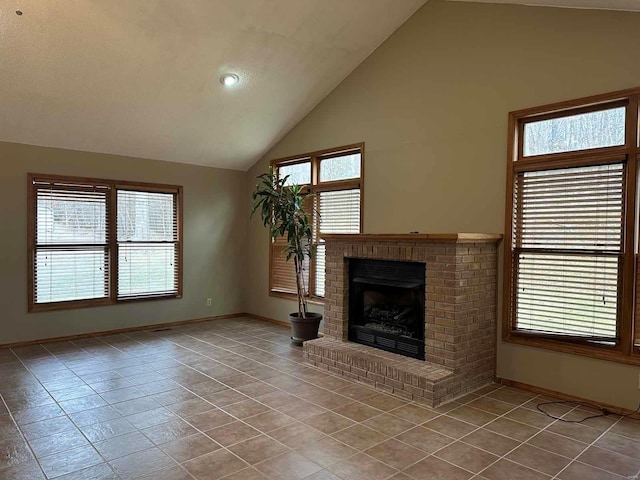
[348,258,425,360]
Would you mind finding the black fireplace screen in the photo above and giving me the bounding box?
[348,258,425,360]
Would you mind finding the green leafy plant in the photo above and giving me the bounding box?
[251,167,316,318]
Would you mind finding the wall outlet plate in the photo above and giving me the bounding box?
[206,298,212,306]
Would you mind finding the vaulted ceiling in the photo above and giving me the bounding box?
[2,1,635,171]
[451,0,640,12]
[0,0,426,170]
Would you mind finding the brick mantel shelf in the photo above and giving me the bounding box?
[303,232,503,407]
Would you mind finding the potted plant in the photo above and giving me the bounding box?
[252,167,322,345]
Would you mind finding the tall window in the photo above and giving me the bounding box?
[270,144,363,299]
[28,174,182,311]
[505,88,640,364]
[117,190,179,299]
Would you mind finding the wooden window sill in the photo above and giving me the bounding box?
[116,294,182,303]
[504,332,640,367]
[29,298,113,313]
[269,291,325,306]
[30,294,181,313]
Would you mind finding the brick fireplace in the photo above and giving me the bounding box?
[303,233,502,406]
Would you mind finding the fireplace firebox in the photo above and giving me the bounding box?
[348,258,425,360]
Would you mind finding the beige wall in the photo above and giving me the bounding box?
[0,141,247,344]
[247,0,640,409]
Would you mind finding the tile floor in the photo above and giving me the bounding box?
[0,317,639,480]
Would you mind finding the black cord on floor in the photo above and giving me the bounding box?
[537,400,640,423]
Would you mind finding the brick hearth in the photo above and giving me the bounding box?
[303,233,502,406]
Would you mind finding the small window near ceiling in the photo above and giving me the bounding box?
[522,106,625,157]
[319,153,361,182]
[279,161,311,186]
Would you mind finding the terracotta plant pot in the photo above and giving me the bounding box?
[289,312,322,346]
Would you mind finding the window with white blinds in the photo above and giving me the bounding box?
[270,195,312,295]
[117,190,179,299]
[271,236,305,295]
[315,189,361,297]
[28,174,182,311]
[34,183,110,304]
[506,92,639,357]
[270,144,363,299]
[512,164,624,341]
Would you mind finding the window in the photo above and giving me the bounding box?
[505,88,640,364]
[33,181,110,305]
[522,106,626,156]
[28,174,182,311]
[269,144,363,299]
[513,164,623,341]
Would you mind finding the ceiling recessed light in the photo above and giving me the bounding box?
[220,73,239,87]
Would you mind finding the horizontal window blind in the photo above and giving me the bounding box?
[512,163,624,341]
[515,254,619,339]
[270,194,312,295]
[514,164,624,251]
[34,184,109,304]
[315,189,361,297]
[315,243,326,297]
[118,244,177,298]
[117,190,176,241]
[318,189,361,234]
[117,190,179,299]
[271,236,309,295]
[35,248,108,304]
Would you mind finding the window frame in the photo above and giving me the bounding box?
[504,87,640,365]
[268,143,364,302]
[27,173,183,312]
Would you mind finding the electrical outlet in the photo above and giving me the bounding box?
[638,373,640,389]
[206,298,212,306]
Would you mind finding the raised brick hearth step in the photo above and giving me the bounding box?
[304,337,462,406]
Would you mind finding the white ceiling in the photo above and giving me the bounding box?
[0,0,426,170]
[450,0,640,12]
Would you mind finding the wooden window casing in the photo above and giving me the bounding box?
[269,143,364,302]
[504,87,640,366]
[28,173,183,312]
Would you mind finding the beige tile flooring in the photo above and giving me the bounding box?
[0,317,639,480]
